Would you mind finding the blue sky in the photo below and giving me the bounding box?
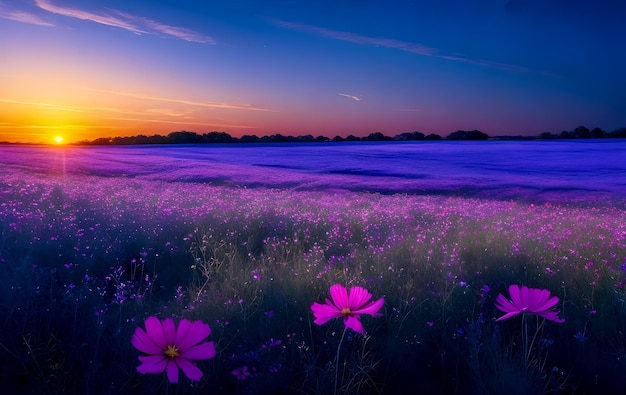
[1,0,625,142]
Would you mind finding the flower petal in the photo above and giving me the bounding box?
[144,316,167,349]
[174,319,192,346]
[495,294,518,313]
[526,288,543,310]
[181,341,216,360]
[352,297,384,317]
[176,320,211,352]
[166,359,179,383]
[508,285,523,309]
[132,326,162,355]
[533,294,559,313]
[538,310,565,323]
[176,358,204,381]
[495,310,521,321]
[137,355,167,374]
[347,287,373,310]
[162,317,177,346]
[329,284,349,310]
[311,302,342,325]
[343,315,365,333]
[495,285,564,322]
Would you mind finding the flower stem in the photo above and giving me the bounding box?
[335,327,347,395]
[522,314,528,368]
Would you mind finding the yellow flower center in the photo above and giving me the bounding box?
[164,345,180,359]
[341,307,352,316]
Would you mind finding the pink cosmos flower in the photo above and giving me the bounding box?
[311,284,384,333]
[495,284,565,323]
[131,316,216,383]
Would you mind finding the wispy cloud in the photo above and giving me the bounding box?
[143,108,191,118]
[34,0,144,33]
[394,108,420,112]
[0,98,86,112]
[33,0,214,44]
[272,19,538,74]
[0,2,53,26]
[95,90,276,112]
[0,123,90,129]
[0,99,257,130]
[274,20,438,57]
[112,10,214,44]
[99,116,257,130]
[0,98,269,125]
[338,93,361,101]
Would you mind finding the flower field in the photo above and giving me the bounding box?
[1,159,626,394]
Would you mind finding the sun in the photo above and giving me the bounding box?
[54,136,64,144]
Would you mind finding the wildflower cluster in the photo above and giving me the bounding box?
[2,146,625,393]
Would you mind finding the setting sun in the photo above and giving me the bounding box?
[54,136,64,144]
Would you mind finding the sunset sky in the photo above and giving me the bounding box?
[2,0,625,143]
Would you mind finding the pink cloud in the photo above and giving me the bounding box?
[33,0,213,43]
[338,93,361,101]
[112,10,215,44]
[0,3,53,26]
[34,0,145,34]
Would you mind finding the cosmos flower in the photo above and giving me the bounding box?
[131,316,216,383]
[311,284,384,333]
[495,284,565,323]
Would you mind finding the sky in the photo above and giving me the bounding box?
[1,0,626,143]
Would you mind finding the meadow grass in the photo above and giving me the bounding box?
[1,168,625,394]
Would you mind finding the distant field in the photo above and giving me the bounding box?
[1,144,625,394]
[1,140,625,204]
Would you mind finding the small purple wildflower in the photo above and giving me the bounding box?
[232,365,252,381]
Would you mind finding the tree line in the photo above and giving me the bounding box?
[76,126,626,145]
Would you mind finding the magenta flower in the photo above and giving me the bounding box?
[131,316,216,383]
[311,284,384,333]
[495,285,565,323]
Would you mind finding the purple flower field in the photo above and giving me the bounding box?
[1,142,625,394]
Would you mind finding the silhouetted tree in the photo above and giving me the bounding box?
[590,127,605,138]
[203,131,235,143]
[260,134,296,143]
[446,130,489,140]
[111,136,134,145]
[76,124,626,146]
[90,137,113,145]
[365,132,392,141]
[298,134,315,142]
[394,131,426,141]
[167,131,204,144]
[608,128,626,138]
[133,134,168,144]
[240,134,260,143]
[571,126,591,139]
